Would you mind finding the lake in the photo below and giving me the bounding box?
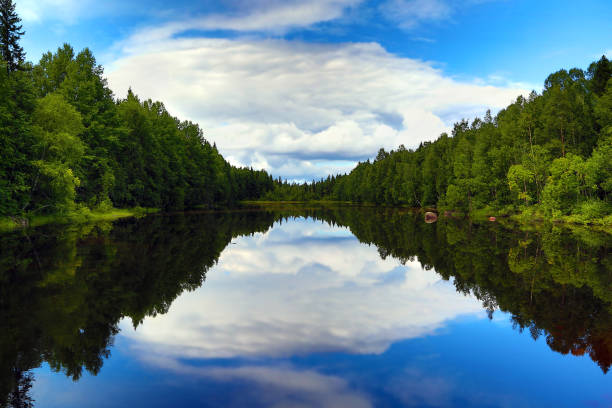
[1,206,611,407]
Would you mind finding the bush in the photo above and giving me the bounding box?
[574,199,612,221]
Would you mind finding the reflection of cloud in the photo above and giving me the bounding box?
[138,355,372,408]
[386,368,454,406]
[107,31,526,179]
[120,219,483,359]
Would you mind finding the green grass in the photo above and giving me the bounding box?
[0,217,20,232]
[0,207,158,233]
[246,200,612,232]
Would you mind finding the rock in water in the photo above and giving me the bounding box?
[425,212,438,223]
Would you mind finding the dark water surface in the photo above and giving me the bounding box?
[1,207,612,407]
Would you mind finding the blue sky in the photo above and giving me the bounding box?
[16,0,612,180]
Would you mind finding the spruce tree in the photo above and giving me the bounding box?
[0,0,25,72]
[588,55,612,96]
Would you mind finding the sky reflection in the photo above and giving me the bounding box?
[29,216,612,407]
[118,218,484,360]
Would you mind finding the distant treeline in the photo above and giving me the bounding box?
[264,58,612,223]
[0,3,274,216]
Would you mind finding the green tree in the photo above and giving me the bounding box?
[28,93,85,213]
[0,0,24,72]
[584,135,612,202]
[507,164,535,206]
[588,55,612,96]
[541,154,588,216]
[594,79,612,132]
[0,59,36,215]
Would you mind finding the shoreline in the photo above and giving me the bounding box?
[0,207,158,233]
[242,200,612,232]
[2,201,610,234]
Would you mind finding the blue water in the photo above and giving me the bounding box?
[17,216,612,407]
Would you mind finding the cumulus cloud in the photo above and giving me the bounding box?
[119,219,484,359]
[106,31,526,179]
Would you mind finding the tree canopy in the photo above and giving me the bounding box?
[264,57,612,224]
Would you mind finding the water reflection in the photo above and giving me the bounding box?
[121,218,481,360]
[0,207,611,407]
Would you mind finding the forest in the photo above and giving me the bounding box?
[2,0,611,226]
[263,58,612,225]
[0,3,274,222]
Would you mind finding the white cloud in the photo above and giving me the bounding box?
[119,220,484,359]
[379,0,499,30]
[380,0,453,29]
[16,0,114,23]
[188,0,362,34]
[106,33,526,179]
[133,358,373,408]
[17,0,154,24]
[17,0,77,22]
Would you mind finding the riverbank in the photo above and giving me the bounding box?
[243,200,612,232]
[3,200,609,234]
[0,207,158,232]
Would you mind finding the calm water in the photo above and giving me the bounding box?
[1,207,612,407]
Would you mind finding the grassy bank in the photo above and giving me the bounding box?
[243,200,612,231]
[0,207,158,233]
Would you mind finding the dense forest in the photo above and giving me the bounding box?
[2,207,611,405]
[0,2,274,220]
[2,0,611,224]
[263,58,612,224]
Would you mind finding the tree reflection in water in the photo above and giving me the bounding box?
[0,207,610,406]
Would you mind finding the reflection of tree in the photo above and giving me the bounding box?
[6,370,33,408]
[1,206,611,405]
[251,205,612,372]
[295,206,612,373]
[0,211,278,407]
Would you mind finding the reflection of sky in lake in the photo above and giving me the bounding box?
[33,218,612,407]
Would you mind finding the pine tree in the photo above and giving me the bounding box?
[0,0,25,72]
[588,55,612,96]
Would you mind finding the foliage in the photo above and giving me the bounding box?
[263,57,612,224]
[0,14,275,217]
